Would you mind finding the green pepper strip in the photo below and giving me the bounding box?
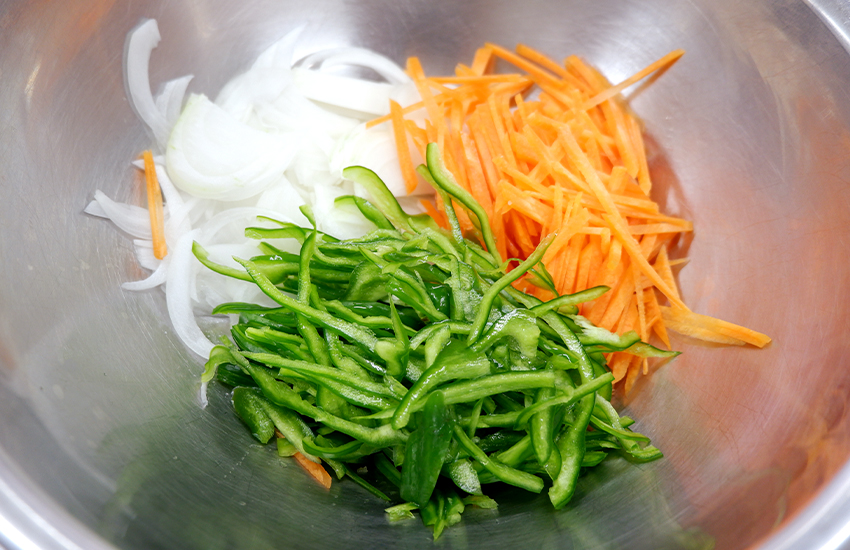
[343,464,392,502]
[253,216,340,241]
[361,371,557,421]
[323,300,402,332]
[466,398,485,438]
[300,437,372,461]
[410,321,471,350]
[296,230,351,416]
[400,391,455,507]
[444,459,482,496]
[334,195,394,231]
[359,248,447,322]
[416,164,465,246]
[590,395,662,461]
[458,412,521,429]
[421,486,465,541]
[550,395,594,509]
[278,369,396,411]
[232,387,275,444]
[374,453,402,487]
[494,435,534,468]
[241,352,399,402]
[530,386,556,465]
[235,257,408,376]
[244,326,303,347]
[452,425,543,493]
[342,165,440,235]
[391,342,491,430]
[295,231,332,365]
[425,143,501,264]
[469,309,540,359]
[416,227,463,261]
[234,387,319,462]
[525,304,605,508]
[244,224,337,245]
[514,373,614,428]
[423,325,452,368]
[202,345,239,384]
[528,286,610,316]
[243,362,407,447]
[467,233,556,345]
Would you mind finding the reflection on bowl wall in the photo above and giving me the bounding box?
[2,0,850,549]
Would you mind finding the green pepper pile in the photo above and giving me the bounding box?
[197,143,675,538]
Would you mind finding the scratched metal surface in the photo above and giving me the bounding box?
[1,0,850,549]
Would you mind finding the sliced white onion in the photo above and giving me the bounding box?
[166,230,215,358]
[258,84,359,149]
[215,26,303,122]
[166,94,298,201]
[132,240,161,271]
[155,75,194,131]
[194,205,297,245]
[331,124,406,196]
[122,256,169,291]
[85,191,153,239]
[154,163,193,246]
[84,199,107,218]
[293,67,396,116]
[125,19,170,149]
[312,182,376,239]
[254,176,310,228]
[299,47,411,85]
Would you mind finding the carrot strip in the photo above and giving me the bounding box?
[623,355,644,394]
[431,74,528,84]
[575,238,600,298]
[142,150,167,260]
[470,46,495,75]
[582,49,685,111]
[421,199,448,230]
[653,246,682,303]
[516,43,570,78]
[660,307,772,348]
[293,452,332,489]
[407,57,445,150]
[459,134,493,212]
[388,100,419,194]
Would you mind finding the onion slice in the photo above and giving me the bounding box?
[125,19,170,149]
[298,47,412,85]
[292,67,396,116]
[166,230,215,358]
[166,94,298,201]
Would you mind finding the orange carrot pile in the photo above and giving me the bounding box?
[372,44,770,392]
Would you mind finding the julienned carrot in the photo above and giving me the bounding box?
[581,49,686,111]
[142,150,167,260]
[293,452,333,489]
[389,100,418,194]
[374,42,771,391]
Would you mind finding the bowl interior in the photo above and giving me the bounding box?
[2,1,850,549]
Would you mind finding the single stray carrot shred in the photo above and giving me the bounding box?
[293,452,333,489]
[374,43,770,393]
[142,150,167,260]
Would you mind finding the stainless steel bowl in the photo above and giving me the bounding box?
[3,0,850,548]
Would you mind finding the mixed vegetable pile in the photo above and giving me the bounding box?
[86,17,771,541]
[196,144,672,537]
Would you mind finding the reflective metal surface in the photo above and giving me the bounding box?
[2,0,850,548]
